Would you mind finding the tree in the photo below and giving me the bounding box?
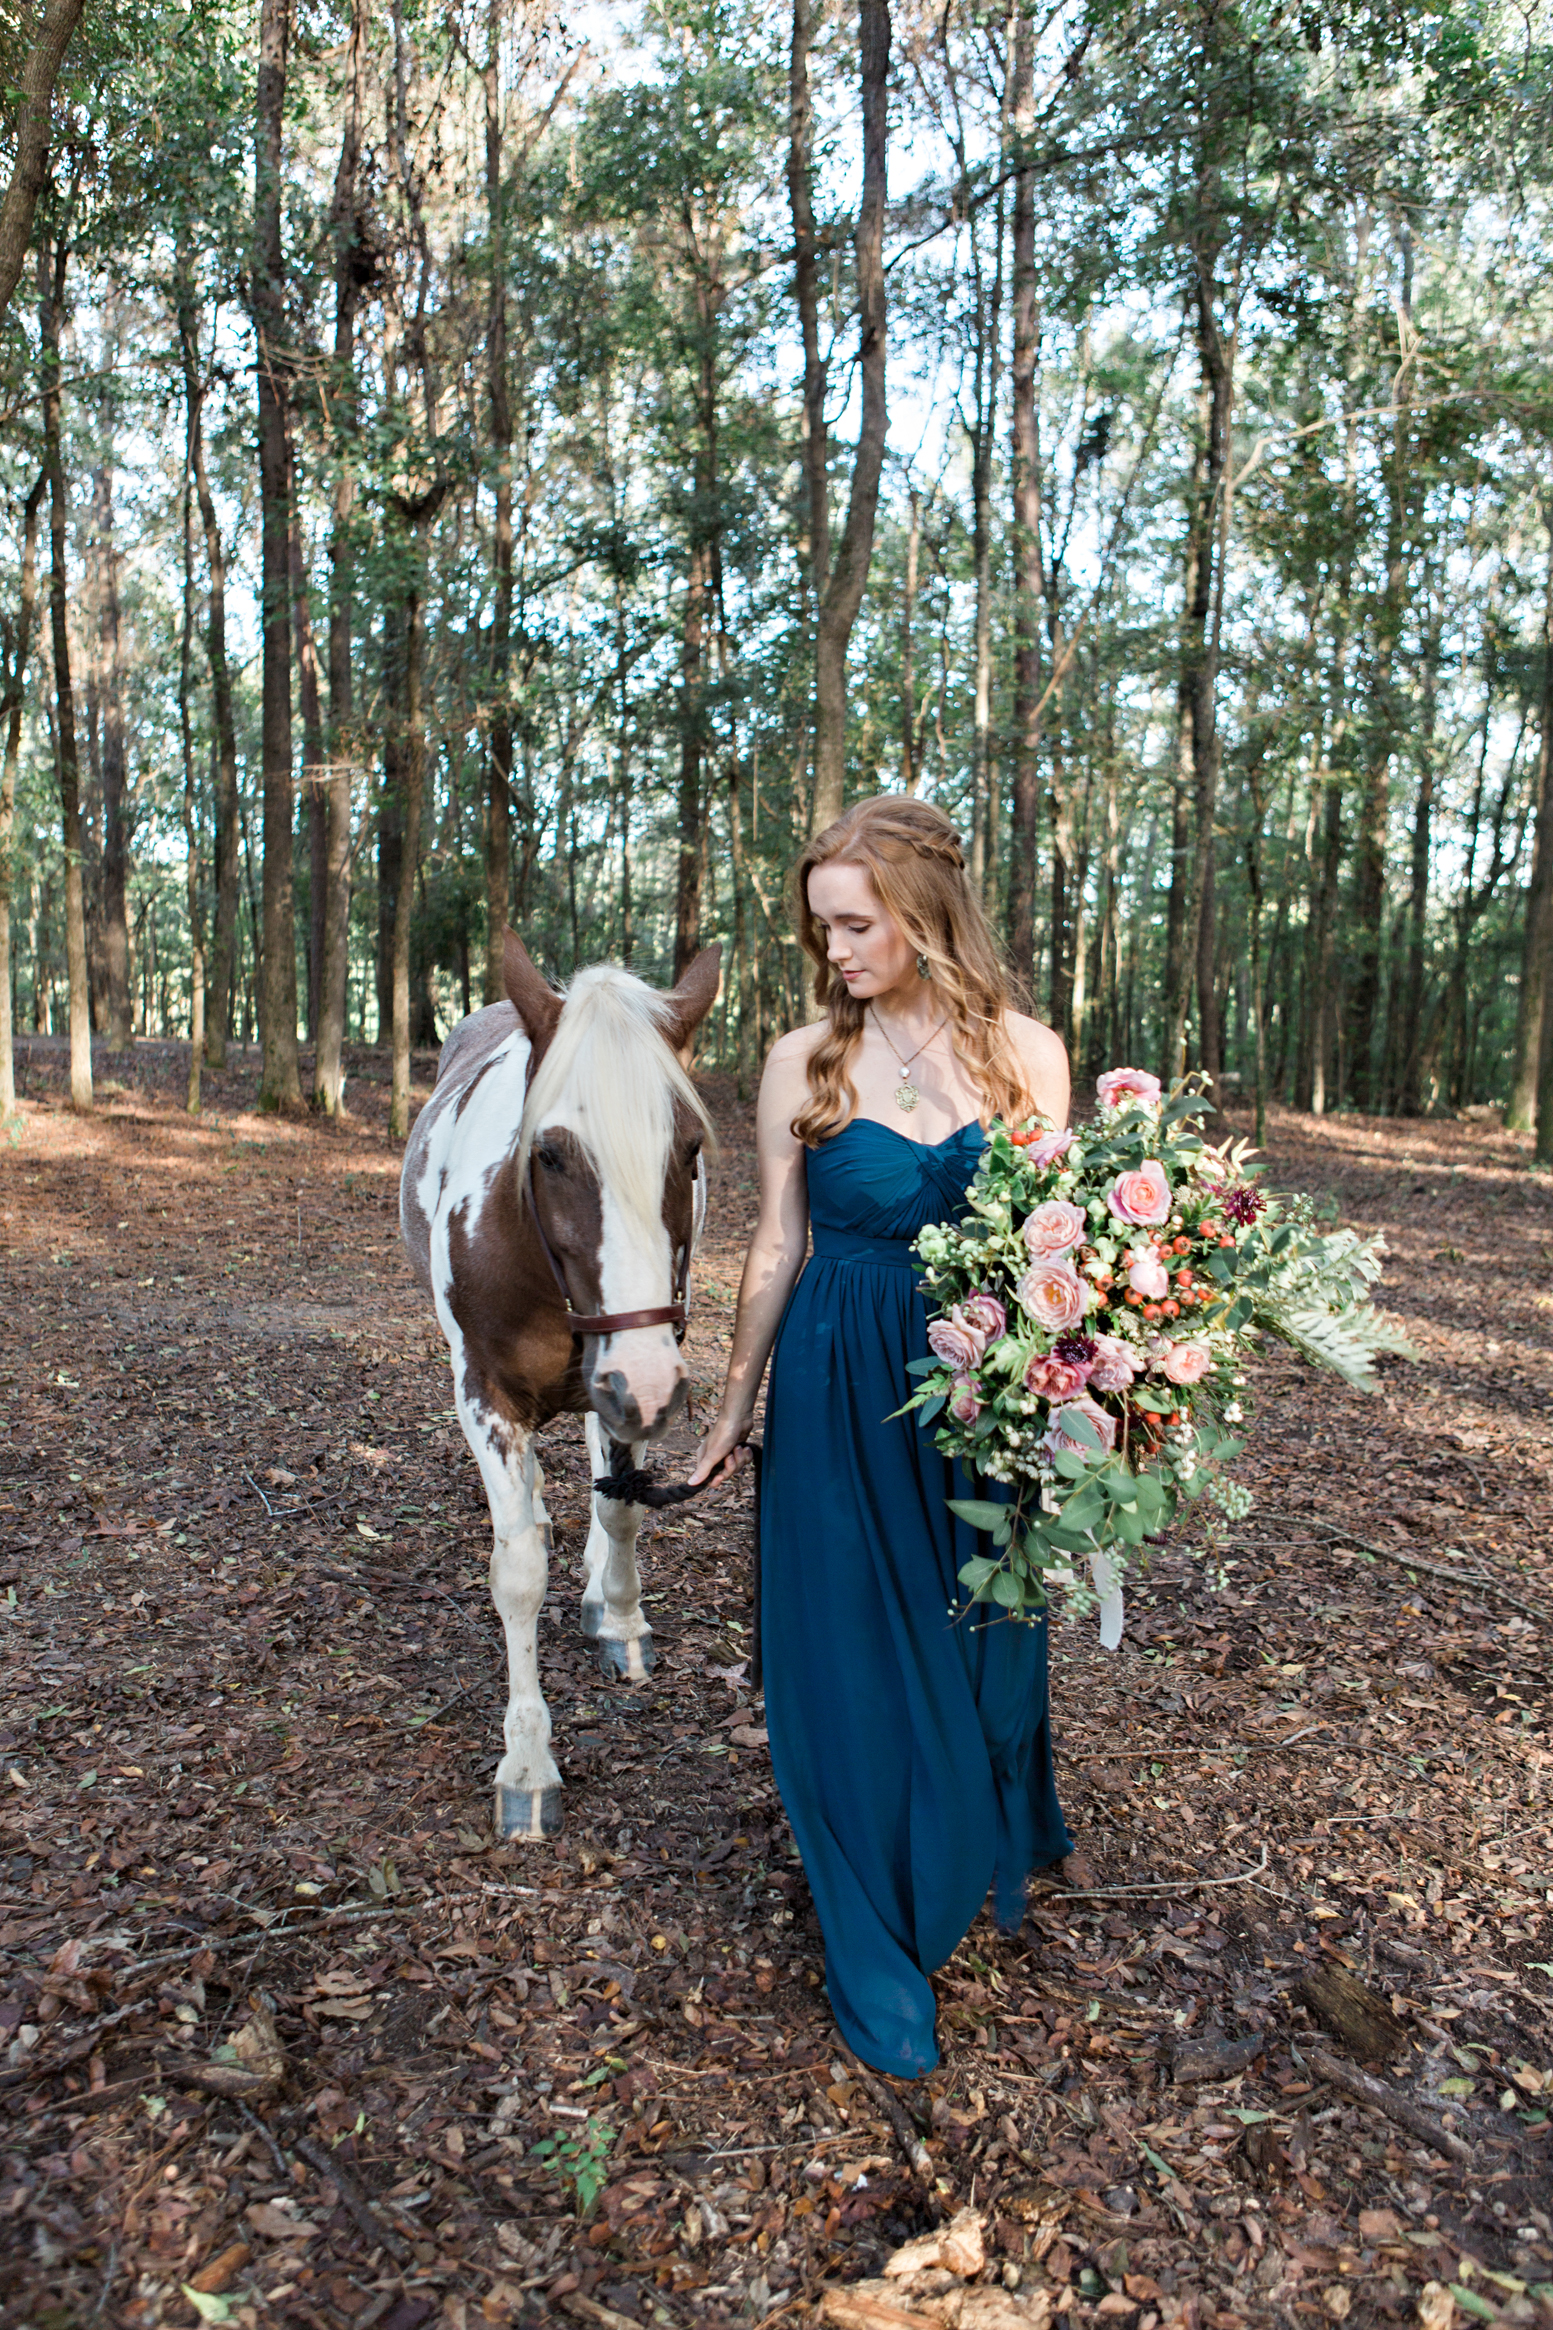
[0,0,87,319]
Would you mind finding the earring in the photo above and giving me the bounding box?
[916,952,931,980]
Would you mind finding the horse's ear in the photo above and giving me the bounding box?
[503,930,564,1056]
[663,944,722,1051]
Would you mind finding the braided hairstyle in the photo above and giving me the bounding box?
[790,794,1033,1146]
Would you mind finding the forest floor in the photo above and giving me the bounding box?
[1,1035,1551,2330]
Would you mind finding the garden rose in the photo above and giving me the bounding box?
[1161,1340,1212,1386]
[1086,1334,1138,1392]
[1107,1160,1172,1226]
[1096,1066,1163,1111]
[959,1292,1007,1345]
[1024,1352,1090,1400]
[947,1374,984,1425]
[927,1314,982,1372]
[1028,1127,1074,1168]
[1015,1257,1089,1331]
[1023,1199,1087,1257]
[1126,1253,1169,1299]
[1046,1396,1118,1456]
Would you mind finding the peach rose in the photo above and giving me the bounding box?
[1107,1160,1172,1226]
[1015,1258,1089,1332]
[1127,1253,1169,1299]
[947,1374,984,1424]
[1024,1352,1090,1400]
[1023,1199,1087,1257]
[927,1314,982,1371]
[1046,1396,1119,1456]
[1096,1066,1162,1111]
[1086,1334,1138,1392]
[959,1292,1007,1346]
[1161,1340,1212,1386]
[1028,1127,1074,1168]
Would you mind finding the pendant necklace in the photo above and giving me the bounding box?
[870,1005,948,1114]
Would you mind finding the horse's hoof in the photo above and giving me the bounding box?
[598,1635,655,1684]
[495,1784,563,1840]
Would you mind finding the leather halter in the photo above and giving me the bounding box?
[525,1153,691,1344]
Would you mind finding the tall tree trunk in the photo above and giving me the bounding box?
[288,435,326,1038]
[1006,5,1044,999]
[1348,222,1413,1112]
[968,178,1005,903]
[808,0,889,837]
[389,584,424,1140]
[314,0,367,1115]
[787,0,829,712]
[0,0,85,318]
[39,222,89,1108]
[1509,513,1553,1133]
[483,0,514,999]
[0,472,44,1121]
[1399,576,1443,1116]
[377,603,405,1044]
[174,273,241,1068]
[179,355,206,1115]
[900,482,919,792]
[675,535,708,979]
[253,0,300,1109]
[93,456,133,1048]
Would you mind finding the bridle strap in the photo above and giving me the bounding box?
[525,1153,690,1343]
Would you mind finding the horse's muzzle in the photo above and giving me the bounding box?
[590,1365,688,1443]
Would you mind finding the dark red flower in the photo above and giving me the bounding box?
[1224,1185,1263,1225]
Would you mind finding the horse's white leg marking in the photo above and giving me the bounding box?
[580,1411,654,1684]
[453,1362,561,1840]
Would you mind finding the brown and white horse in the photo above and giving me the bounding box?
[401,931,720,1840]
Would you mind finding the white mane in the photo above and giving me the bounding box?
[517,965,715,1234]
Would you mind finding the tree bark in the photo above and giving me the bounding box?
[389,586,424,1140]
[252,0,301,1109]
[179,349,206,1114]
[808,0,889,837]
[1006,5,1043,1000]
[0,0,85,319]
[1509,514,1553,1133]
[314,0,367,1116]
[787,0,829,693]
[1398,577,1443,1115]
[0,472,45,1121]
[288,435,326,1037]
[39,222,89,1107]
[483,0,515,999]
[900,483,919,792]
[674,535,708,980]
[93,456,133,1049]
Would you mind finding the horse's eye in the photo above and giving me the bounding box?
[535,1143,565,1175]
[684,1136,703,1164]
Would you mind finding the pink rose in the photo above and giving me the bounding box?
[1015,1258,1089,1332]
[959,1292,1007,1346]
[1024,1353,1090,1400]
[1096,1066,1163,1112]
[1107,1160,1172,1226]
[1024,1199,1087,1257]
[947,1374,984,1425]
[1161,1340,1211,1386]
[1046,1396,1118,1456]
[1086,1335,1138,1392]
[927,1315,982,1372]
[1028,1127,1074,1168]
[1126,1253,1169,1299]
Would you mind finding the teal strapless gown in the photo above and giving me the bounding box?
[760,1117,1071,2078]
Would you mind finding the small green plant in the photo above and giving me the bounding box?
[531,2114,616,2216]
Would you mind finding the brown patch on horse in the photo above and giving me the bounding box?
[447,1139,593,1434]
[662,945,722,1057]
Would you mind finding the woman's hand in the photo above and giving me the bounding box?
[687,1409,753,1493]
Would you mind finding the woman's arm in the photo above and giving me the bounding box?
[1005,1010,1071,1130]
[687,1030,816,1486]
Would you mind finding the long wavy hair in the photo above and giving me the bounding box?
[790,795,1032,1146]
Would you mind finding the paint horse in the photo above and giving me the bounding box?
[401,932,720,1840]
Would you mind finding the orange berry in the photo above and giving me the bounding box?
[1124,1289,1141,1306]
[1173,1235,1190,1254]
[1143,1303,1162,1321]
[1219,1235,1234,1249]
[1161,1300,1179,1319]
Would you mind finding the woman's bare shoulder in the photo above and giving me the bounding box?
[764,1021,826,1073]
[1002,1010,1069,1073]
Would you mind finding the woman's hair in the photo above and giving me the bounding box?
[790,794,1031,1146]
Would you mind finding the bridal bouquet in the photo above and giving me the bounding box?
[903,1069,1408,1644]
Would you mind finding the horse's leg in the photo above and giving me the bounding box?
[580,1410,655,1684]
[457,1381,562,1840]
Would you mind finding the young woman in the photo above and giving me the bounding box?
[688,794,1074,2079]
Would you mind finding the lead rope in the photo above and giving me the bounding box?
[593,1437,763,1690]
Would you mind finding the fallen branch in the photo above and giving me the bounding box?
[1301,1523,1550,1625]
[841,2046,936,2188]
[1305,2046,1470,2165]
[290,2129,411,2266]
[1030,1846,1270,1903]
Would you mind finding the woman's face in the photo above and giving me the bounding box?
[807,861,916,1000]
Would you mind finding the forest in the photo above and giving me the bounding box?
[1,0,1553,1139]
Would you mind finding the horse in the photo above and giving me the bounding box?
[400,930,721,1840]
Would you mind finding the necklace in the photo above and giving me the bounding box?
[870,1005,949,1114]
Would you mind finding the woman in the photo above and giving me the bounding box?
[689,795,1074,2079]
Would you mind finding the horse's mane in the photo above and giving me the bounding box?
[516,966,716,1236]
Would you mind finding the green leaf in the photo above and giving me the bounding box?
[1225,1294,1253,1329]
[1100,1470,1138,1505]
[1059,1408,1102,1450]
[959,1555,1000,1591]
[918,1395,945,1425]
[1059,1489,1106,1532]
[1114,1502,1146,1545]
[1207,1249,1235,1282]
[1449,2288,1500,2323]
[182,2293,239,2326]
[905,1355,941,1377]
[989,1571,1024,1609]
[947,1497,1009,1532]
[1052,1447,1090,1478]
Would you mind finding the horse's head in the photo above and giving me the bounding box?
[507,935,720,1443]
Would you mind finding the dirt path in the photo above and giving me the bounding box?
[1,1041,1549,2330]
